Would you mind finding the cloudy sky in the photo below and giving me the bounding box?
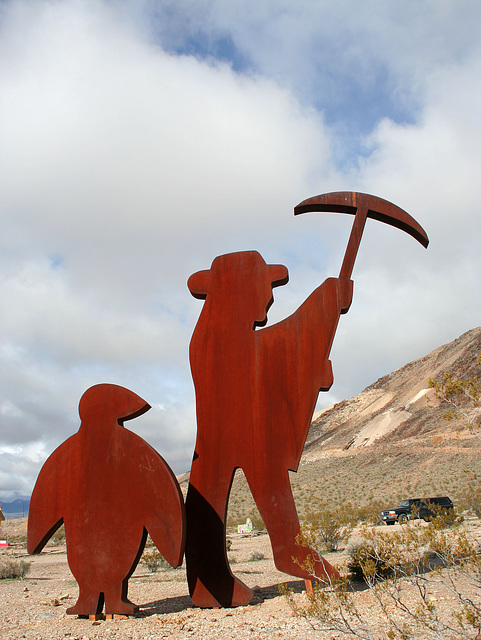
[0,0,480,500]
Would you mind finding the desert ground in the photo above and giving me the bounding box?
[1,517,480,640]
[2,519,315,640]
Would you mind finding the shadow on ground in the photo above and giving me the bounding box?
[138,579,307,616]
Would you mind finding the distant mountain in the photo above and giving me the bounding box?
[305,326,481,454]
[0,498,29,518]
[220,327,481,524]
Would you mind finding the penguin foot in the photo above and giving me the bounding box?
[67,596,102,617]
[105,599,138,616]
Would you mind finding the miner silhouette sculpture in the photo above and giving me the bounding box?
[27,384,186,617]
[185,192,429,608]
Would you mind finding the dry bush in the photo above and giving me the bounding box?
[0,557,30,579]
[457,475,481,518]
[3,530,27,546]
[284,516,481,639]
[301,505,353,552]
[141,549,171,573]
[51,524,65,545]
[353,500,385,526]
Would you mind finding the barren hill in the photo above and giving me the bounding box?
[223,327,481,525]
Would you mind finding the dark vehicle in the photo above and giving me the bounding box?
[381,496,453,525]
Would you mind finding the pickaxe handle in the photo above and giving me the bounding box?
[339,202,368,281]
[294,191,429,281]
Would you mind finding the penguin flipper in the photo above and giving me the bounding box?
[27,443,68,554]
[145,513,185,568]
[27,516,64,554]
[140,452,186,568]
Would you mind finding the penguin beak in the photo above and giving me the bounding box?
[117,393,151,426]
[79,383,151,426]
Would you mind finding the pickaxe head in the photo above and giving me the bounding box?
[294,191,429,280]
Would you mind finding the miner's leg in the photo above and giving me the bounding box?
[185,458,253,608]
[247,469,339,582]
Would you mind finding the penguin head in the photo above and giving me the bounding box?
[78,384,150,427]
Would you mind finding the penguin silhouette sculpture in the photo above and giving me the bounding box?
[27,384,186,617]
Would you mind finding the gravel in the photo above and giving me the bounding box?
[0,528,327,640]
[1,518,480,639]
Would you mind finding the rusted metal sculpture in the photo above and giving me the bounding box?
[27,384,186,617]
[185,191,428,608]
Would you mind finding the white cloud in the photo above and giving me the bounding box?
[141,0,481,135]
[0,0,480,497]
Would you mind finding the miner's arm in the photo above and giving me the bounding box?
[334,276,354,315]
[259,276,353,397]
[293,276,352,372]
[264,276,353,350]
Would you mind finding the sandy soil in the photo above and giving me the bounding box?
[0,518,480,640]
[0,524,320,640]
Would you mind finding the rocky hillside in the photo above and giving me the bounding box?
[220,327,481,525]
[306,326,481,454]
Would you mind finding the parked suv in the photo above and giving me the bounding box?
[381,496,453,525]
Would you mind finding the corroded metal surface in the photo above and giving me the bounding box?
[295,191,429,281]
[27,384,186,616]
[185,192,428,608]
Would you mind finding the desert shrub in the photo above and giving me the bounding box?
[286,516,481,639]
[425,503,462,528]
[141,550,171,573]
[346,525,428,583]
[353,500,384,525]
[0,557,30,579]
[457,477,481,518]
[226,512,241,529]
[226,538,232,551]
[249,551,265,562]
[347,538,393,581]
[4,531,27,546]
[144,534,155,548]
[301,505,353,552]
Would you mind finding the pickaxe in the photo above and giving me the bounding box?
[294,191,429,280]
